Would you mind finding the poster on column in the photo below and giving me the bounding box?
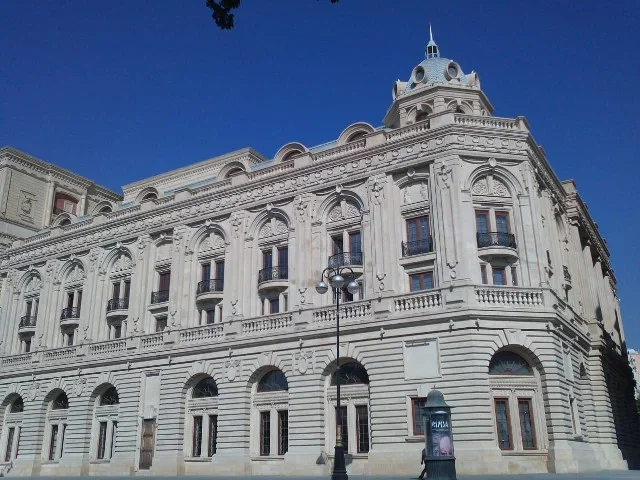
[429,412,453,457]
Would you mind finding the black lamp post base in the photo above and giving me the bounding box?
[425,457,457,480]
[332,445,348,480]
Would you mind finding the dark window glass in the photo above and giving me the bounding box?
[215,261,225,280]
[356,405,370,453]
[406,216,430,242]
[159,272,171,292]
[100,387,119,405]
[494,399,512,450]
[10,397,23,413]
[206,309,216,324]
[492,268,506,286]
[76,290,82,312]
[260,411,270,456]
[112,282,120,300]
[349,232,362,253]
[25,301,32,317]
[332,236,344,255]
[156,317,167,332]
[208,415,217,457]
[257,370,288,392]
[124,281,131,299]
[481,264,488,284]
[278,410,288,455]
[336,406,348,451]
[331,362,369,385]
[409,272,434,292]
[269,298,279,314]
[67,292,74,309]
[496,213,509,234]
[111,421,117,458]
[34,299,39,319]
[114,324,122,339]
[5,427,15,462]
[489,351,533,375]
[192,378,218,398]
[511,267,518,286]
[412,398,427,435]
[25,339,31,352]
[278,248,288,269]
[263,251,273,269]
[52,392,69,410]
[97,421,107,459]
[476,212,489,233]
[66,333,74,346]
[201,263,211,282]
[49,424,59,460]
[192,415,203,457]
[518,399,536,449]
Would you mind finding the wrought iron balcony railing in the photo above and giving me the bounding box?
[258,266,289,285]
[476,232,517,249]
[402,238,433,257]
[150,290,170,304]
[19,316,37,329]
[327,251,363,269]
[197,279,225,295]
[106,298,129,312]
[60,307,80,321]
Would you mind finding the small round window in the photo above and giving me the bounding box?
[447,65,458,78]
[413,66,425,83]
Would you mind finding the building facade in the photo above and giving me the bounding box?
[0,36,638,476]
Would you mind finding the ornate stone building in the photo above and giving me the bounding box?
[0,35,637,476]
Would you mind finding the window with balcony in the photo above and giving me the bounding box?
[151,272,170,304]
[329,231,363,269]
[403,216,432,256]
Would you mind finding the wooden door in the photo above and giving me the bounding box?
[139,419,155,469]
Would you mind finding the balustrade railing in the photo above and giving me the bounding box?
[89,339,127,357]
[312,300,371,324]
[2,353,32,369]
[60,307,80,321]
[402,238,433,257]
[179,324,224,344]
[476,232,517,249]
[43,346,77,362]
[19,315,37,329]
[475,287,543,307]
[328,251,363,269]
[140,332,164,350]
[196,279,224,295]
[242,313,292,335]
[258,266,288,285]
[394,290,442,312]
[150,290,169,304]
[106,298,129,312]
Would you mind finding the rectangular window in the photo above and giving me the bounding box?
[206,310,216,324]
[495,212,510,234]
[112,282,121,300]
[67,292,74,309]
[356,405,370,453]
[494,399,512,450]
[201,263,211,282]
[269,298,279,314]
[349,231,362,253]
[192,415,203,457]
[260,411,270,456]
[159,272,171,292]
[66,333,74,346]
[60,424,66,457]
[409,272,434,292]
[76,290,83,312]
[278,410,288,455]
[511,267,518,286]
[475,211,489,233]
[406,216,430,243]
[492,267,506,286]
[278,247,288,272]
[215,261,225,281]
[518,399,536,450]
[208,415,217,457]
[25,300,32,317]
[114,324,122,339]
[336,406,348,452]
[24,339,31,352]
[332,236,344,255]
[97,421,108,459]
[49,424,59,460]
[123,281,131,299]
[217,304,223,323]
[412,398,428,435]
[156,317,167,333]
[263,250,273,269]
[5,427,15,462]
[34,299,39,319]
[481,264,488,284]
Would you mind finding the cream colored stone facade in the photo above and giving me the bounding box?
[0,38,638,477]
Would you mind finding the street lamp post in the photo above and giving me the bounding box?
[316,266,359,480]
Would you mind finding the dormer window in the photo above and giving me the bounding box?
[141,193,157,202]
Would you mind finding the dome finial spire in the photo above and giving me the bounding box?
[426,24,439,59]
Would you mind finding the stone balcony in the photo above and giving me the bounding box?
[0,285,586,374]
[476,232,518,260]
[195,279,224,306]
[18,315,37,333]
[60,307,81,327]
[257,266,288,293]
[106,297,129,320]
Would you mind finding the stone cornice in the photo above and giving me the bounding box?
[1,122,532,268]
[0,146,121,199]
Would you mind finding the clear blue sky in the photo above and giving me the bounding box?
[1,1,639,345]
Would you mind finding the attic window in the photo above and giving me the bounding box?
[226,167,244,178]
[142,193,158,202]
[347,132,366,143]
[99,206,112,214]
[282,151,300,163]
[415,111,429,122]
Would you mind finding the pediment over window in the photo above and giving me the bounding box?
[472,176,509,197]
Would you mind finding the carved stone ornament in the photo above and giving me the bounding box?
[328,200,360,223]
[25,275,42,293]
[230,213,243,239]
[436,163,453,188]
[259,217,288,239]
[156,242,172,262]
[112,254,134,273]
[28,381,40,401]
[72,376,86,397]
[472,175,509,197]
[293,350,315,375]
[136,236,149,261]
[19,191,36,217]
[369,178,384,205]
[295,196,308,223]
[65,264,85,284]
[200,233,225,253]
[402,181,429,205]
[88,248,100,272]
[225,358,241,381]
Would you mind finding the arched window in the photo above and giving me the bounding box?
[186,377,219,459]
[253,369,289,457]
[489,351,533,375]
[488,350,545,453]
[59,218,71,226]
[346,131,367,143]
[44,392,69,461]
[1,396,24,461]
[257,215,290,316]
[326,360,370,454]
[225,167,244,178]
[141,192,158,202]
[257,369,288,392]
[92,386,119,460]
[99,206,112,214]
